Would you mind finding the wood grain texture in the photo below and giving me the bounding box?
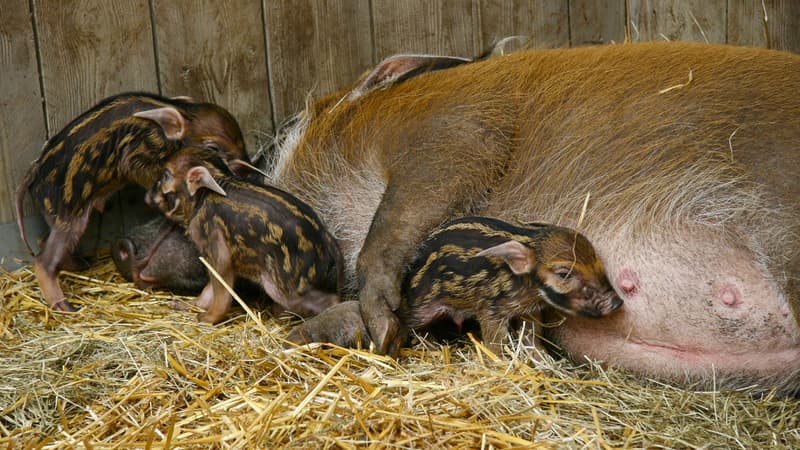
[264,0,373,124]
[373,0,481,60]
[629,0,726,43]
[728,0,800,53]
[479,0,569,49]
[0,0,47,223]
[153,0,272,153]
[34,0,158,133]
[569,0,626,46]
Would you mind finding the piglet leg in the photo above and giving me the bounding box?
[34,232,74,311]
[195,283,215,310]
[516,312,546,360]
[37,233,89,272]
[33,210,92,312]
[476,313,509,358]
[197,230,234,324]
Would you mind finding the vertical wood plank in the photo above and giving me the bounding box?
[264,0,373,124]
[0,0,47,224]
[628,0,726,43]
[35,0,158,133]
[372,0,482,61]
[153,0,272,153]
[479,0,570,50]
[569,0,626,46]
[728,0,800,53]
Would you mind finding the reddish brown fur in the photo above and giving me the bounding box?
[272,42,800,394]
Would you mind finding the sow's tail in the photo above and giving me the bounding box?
[15,161,39,256]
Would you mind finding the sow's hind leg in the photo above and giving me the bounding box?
[546,230,800,395]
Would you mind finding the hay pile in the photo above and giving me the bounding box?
[1,258,799,449]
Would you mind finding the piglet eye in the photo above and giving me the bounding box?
[555,268,573,280]
[203,140,221,153]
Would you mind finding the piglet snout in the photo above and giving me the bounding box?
[111,238,135,280]
[577,290,624,318]
[605,294,624,315]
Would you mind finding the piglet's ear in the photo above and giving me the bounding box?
[476,241,536,275]
[186,166,226,197]
[134,107,187,140]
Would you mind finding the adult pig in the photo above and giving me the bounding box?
[271,42,800,395]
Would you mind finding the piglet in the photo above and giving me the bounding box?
[145,147,342,324]
[112,216,208,294]
[398,217,623,356]
[16,92,251,312]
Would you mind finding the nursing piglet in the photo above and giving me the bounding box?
[398,217,623,355]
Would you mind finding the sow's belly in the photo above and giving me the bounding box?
[545,229,800,393]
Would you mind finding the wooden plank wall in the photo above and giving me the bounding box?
[1,0,798,264]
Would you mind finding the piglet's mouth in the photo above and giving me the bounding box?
[575,293,624,318]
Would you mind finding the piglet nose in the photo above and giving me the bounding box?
[608,295,624,313]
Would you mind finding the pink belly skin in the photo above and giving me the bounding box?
[546,233,800,394]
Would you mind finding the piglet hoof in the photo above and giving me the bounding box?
[285,301,372,349]
[197,311,225,325]
[51,298,79,313]
[168,300,193,312]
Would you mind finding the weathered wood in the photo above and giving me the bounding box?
[153,0,272,154]
[34,0,158,132]
[0,0,47,224]
[372,0,482,60]
[264,0,373,124]
[628,0,726,43]
[728,0,800,53]
[569,0,626,46]
[478,0,569,50]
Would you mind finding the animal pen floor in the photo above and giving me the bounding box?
[1,257,799,449]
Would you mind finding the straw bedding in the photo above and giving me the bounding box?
[1,257,799,449]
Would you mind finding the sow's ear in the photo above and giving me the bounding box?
[134,107,187,140]
[476,241,536,275]
[186,166,227,197]
[347,54,471,101]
